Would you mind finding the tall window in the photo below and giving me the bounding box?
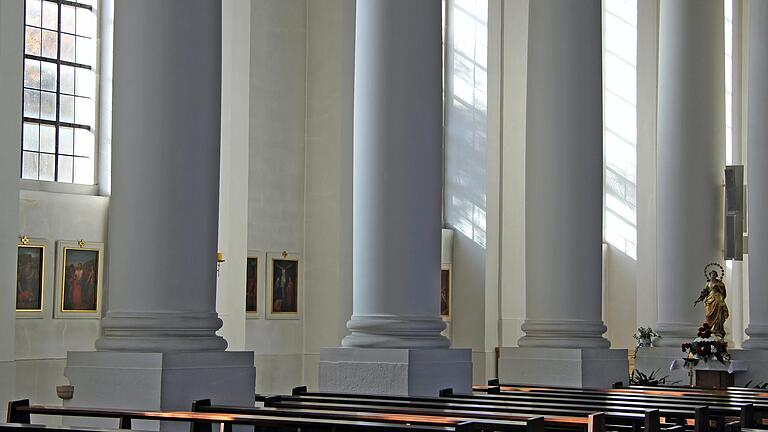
[603,0,638,259]
[22,0,97,185]
[724,0,733,164]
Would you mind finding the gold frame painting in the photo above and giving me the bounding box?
[245,251,264,319]
[266,251,300,320]
[16,237,47,317]
[440,263,452,321]
[54,240,104,319]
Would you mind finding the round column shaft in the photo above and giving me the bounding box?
[96,0,226,352]
[518,0,608,348]
[743,1,768,349]
[654,0,725,347]
[341,0,448,349]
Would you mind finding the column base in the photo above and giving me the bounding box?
[63,351,255,431]
[341,315,450,349]
[743,324,768,349]
[96,312,227,352]
[319,347,472,396]
[517,320,611,348]
[652,322,700,347]
[498,347,628,388]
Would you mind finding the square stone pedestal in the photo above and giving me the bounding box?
[63,351,255,431]
[634,347,691,385]
[636,348,768,387]
[319,347,472,396]
[728,349,768,386]
[0,360,15,421]
[498,347,629,388]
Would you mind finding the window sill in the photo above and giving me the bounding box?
[20,179,101,196]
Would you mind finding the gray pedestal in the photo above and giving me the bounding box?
[634,347,691,385]
[0,360,15,421]
[498,347,629,387]
[319,347,472,396]
[64,351,255,431]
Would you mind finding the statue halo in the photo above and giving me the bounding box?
[704,262,725,281]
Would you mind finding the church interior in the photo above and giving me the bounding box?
[2,0,768,431]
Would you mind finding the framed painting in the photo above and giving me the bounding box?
[54,240,104,319]
[245,251,264,318]
[16,237,46,317]
[266,251,300,320]
[440,264,452,321]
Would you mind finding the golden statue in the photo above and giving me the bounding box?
[694,263,729,339]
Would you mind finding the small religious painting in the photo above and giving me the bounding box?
[267,252,300,319]
[245,252,263,318]
[441,264,452,320]
[55,240,104,318]
[16,240,45,312]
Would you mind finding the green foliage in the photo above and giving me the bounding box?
[633,327,659,342]
[743,380,768,389]
[629,369,680,386]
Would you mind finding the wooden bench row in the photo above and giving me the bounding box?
[5,399,546,432]
[482,379,767,427]
[8,378,762,432]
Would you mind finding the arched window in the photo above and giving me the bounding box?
[22,0,97,185]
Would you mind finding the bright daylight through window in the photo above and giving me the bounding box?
[22,0,97,185]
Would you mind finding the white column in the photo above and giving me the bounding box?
[0,0,23,419]
[654,0,725,347]
[95,0,226,352]
[340,0,448,349]
[64,2,254,426]
[497,0,628,387]
[743,0,768,349]
[320,0,471,396]
[516,0,608,349]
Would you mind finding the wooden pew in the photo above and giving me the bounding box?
[193,399,546,432]
[279,388,662,432]
[477,382,762,428]
[470,386,754,430]
[0,424,147,432]
[628,386,768,398]
[6,399,480,432]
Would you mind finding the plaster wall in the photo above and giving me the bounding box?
[8,0,110,409]
[301,0,355,389]
[246,0,307,393]
[444,0,497,383]
[217,0,251,352]
[498,0,529,349]
[15,191,108,403]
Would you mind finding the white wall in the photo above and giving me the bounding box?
[217,0,251,352]
[246,0,307,394]
[498,0,529,349]
[15,191,108,404]
[301,0,355,389]
[444,0,497,383]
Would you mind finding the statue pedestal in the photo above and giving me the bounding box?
[696,370,733,387]
[669,358,747,388]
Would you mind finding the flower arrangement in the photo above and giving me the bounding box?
[681,322,730,366]
[633,326,659,347]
